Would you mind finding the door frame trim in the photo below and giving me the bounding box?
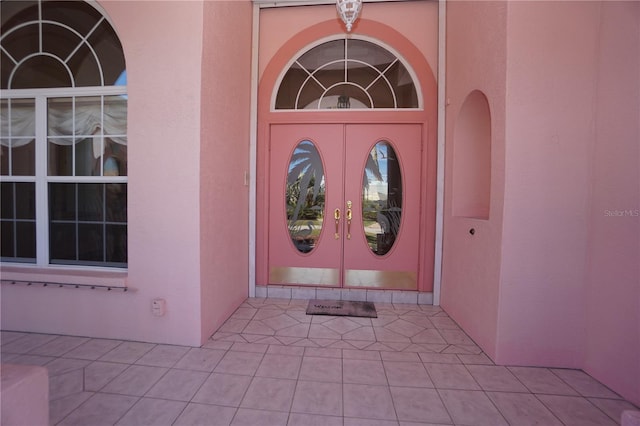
[249,1,445,303]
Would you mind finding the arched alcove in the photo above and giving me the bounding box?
[452,90,491,219]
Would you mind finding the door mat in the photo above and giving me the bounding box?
[306,299,377,318]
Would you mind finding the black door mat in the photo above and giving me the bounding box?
[306,299,377,318]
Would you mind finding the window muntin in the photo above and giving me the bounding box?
[1,0,126,89]
[0,0,127,268]
[275,38,419,110]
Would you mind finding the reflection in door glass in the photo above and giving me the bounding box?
[286,140,325,253]
[362,141,402,256]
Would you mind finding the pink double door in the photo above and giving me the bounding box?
[268,123,422,290]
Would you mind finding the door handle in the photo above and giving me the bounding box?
[334,208,341,239]
[346,201,352,240]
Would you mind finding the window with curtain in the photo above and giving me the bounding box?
[1,0,128,268]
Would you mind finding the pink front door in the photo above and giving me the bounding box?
[268,123,422,290]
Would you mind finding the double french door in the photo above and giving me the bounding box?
[268,123,422,290]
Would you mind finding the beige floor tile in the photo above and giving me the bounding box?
[487,391,563,426]
[231,408,289,426]
[381,351,421,362]
[276,323,311,338]
[62,339,123,360]
[99,341,155,364]
[230,342,269,354]
[173,403,236,426]
[57,393,138,426]
[115,397,186,426]
[384,361,433,388]
[588,397,640,423]
[0,330,29,345]
[551,368,621,399]
[1,333,58,354]
[192,372,252,407]
[49,391,94,425]
[50,369,84,400]
[4,353,55,366]
[299,356,342,382]
[343,358,388,385]
[466,364,529,392]
[343,348,381,360]
[173,347,226,371]
[410,329,447,345]
[418,352,460,364]
[267,344,305,356]
[389,386,451,424]
[537,394,617,426]
[344,383,396,421]
[344,419,400,426]
[29,335,89,357]
[101,364,167,396]
[134,344,190,368]
[263,314,306,331]
[84,361,129,392]
[255,353,302,379]
[291,380,343,416]
[509,366,580,395]
[457,353,494,365]
[240,376,297,412]
[373,327,412,343]
[288,412,343,426]
[304,347,342,358]
[145,368,209,401]
[323,317,363,334]
[424,363,481,390]
[214,350,264,375]
[45,357,91,377]
[343,326,377,341]
[384,319,425,338]
[438,389,508,426]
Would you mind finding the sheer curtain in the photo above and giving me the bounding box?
[1,101,127,159]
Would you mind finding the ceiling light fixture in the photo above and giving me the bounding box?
[336,0,362,33]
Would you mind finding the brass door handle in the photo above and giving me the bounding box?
[334,208,341,239]
[346,201,352,240]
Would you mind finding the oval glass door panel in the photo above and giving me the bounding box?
[362,141,402,256]
[286,140,325,253]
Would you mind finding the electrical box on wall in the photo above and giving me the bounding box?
[151,298,166,317]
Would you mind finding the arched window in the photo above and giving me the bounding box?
[1,0,128,268]
[275,38,419,110]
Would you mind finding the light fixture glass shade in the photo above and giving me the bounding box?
[336,0,362,32]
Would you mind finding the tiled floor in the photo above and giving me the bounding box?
[2,297,638,425]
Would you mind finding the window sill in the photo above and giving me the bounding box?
[0,264,128,289]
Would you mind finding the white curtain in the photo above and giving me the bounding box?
[1,101,127,159]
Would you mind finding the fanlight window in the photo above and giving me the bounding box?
[1,0,126,89]
[276,38,419,110]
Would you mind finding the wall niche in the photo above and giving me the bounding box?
[453,90,491,219]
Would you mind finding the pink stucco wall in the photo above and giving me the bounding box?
[199,0,252,343]
[444,0,639,406]
[498,0,597,368]
[1,1,238,347]
[441,0,508,361]
[584,1,640,407]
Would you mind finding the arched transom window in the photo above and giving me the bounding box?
[1,0,128,268]
[275,38,420,110]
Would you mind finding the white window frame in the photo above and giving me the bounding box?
[2,85,127,269]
